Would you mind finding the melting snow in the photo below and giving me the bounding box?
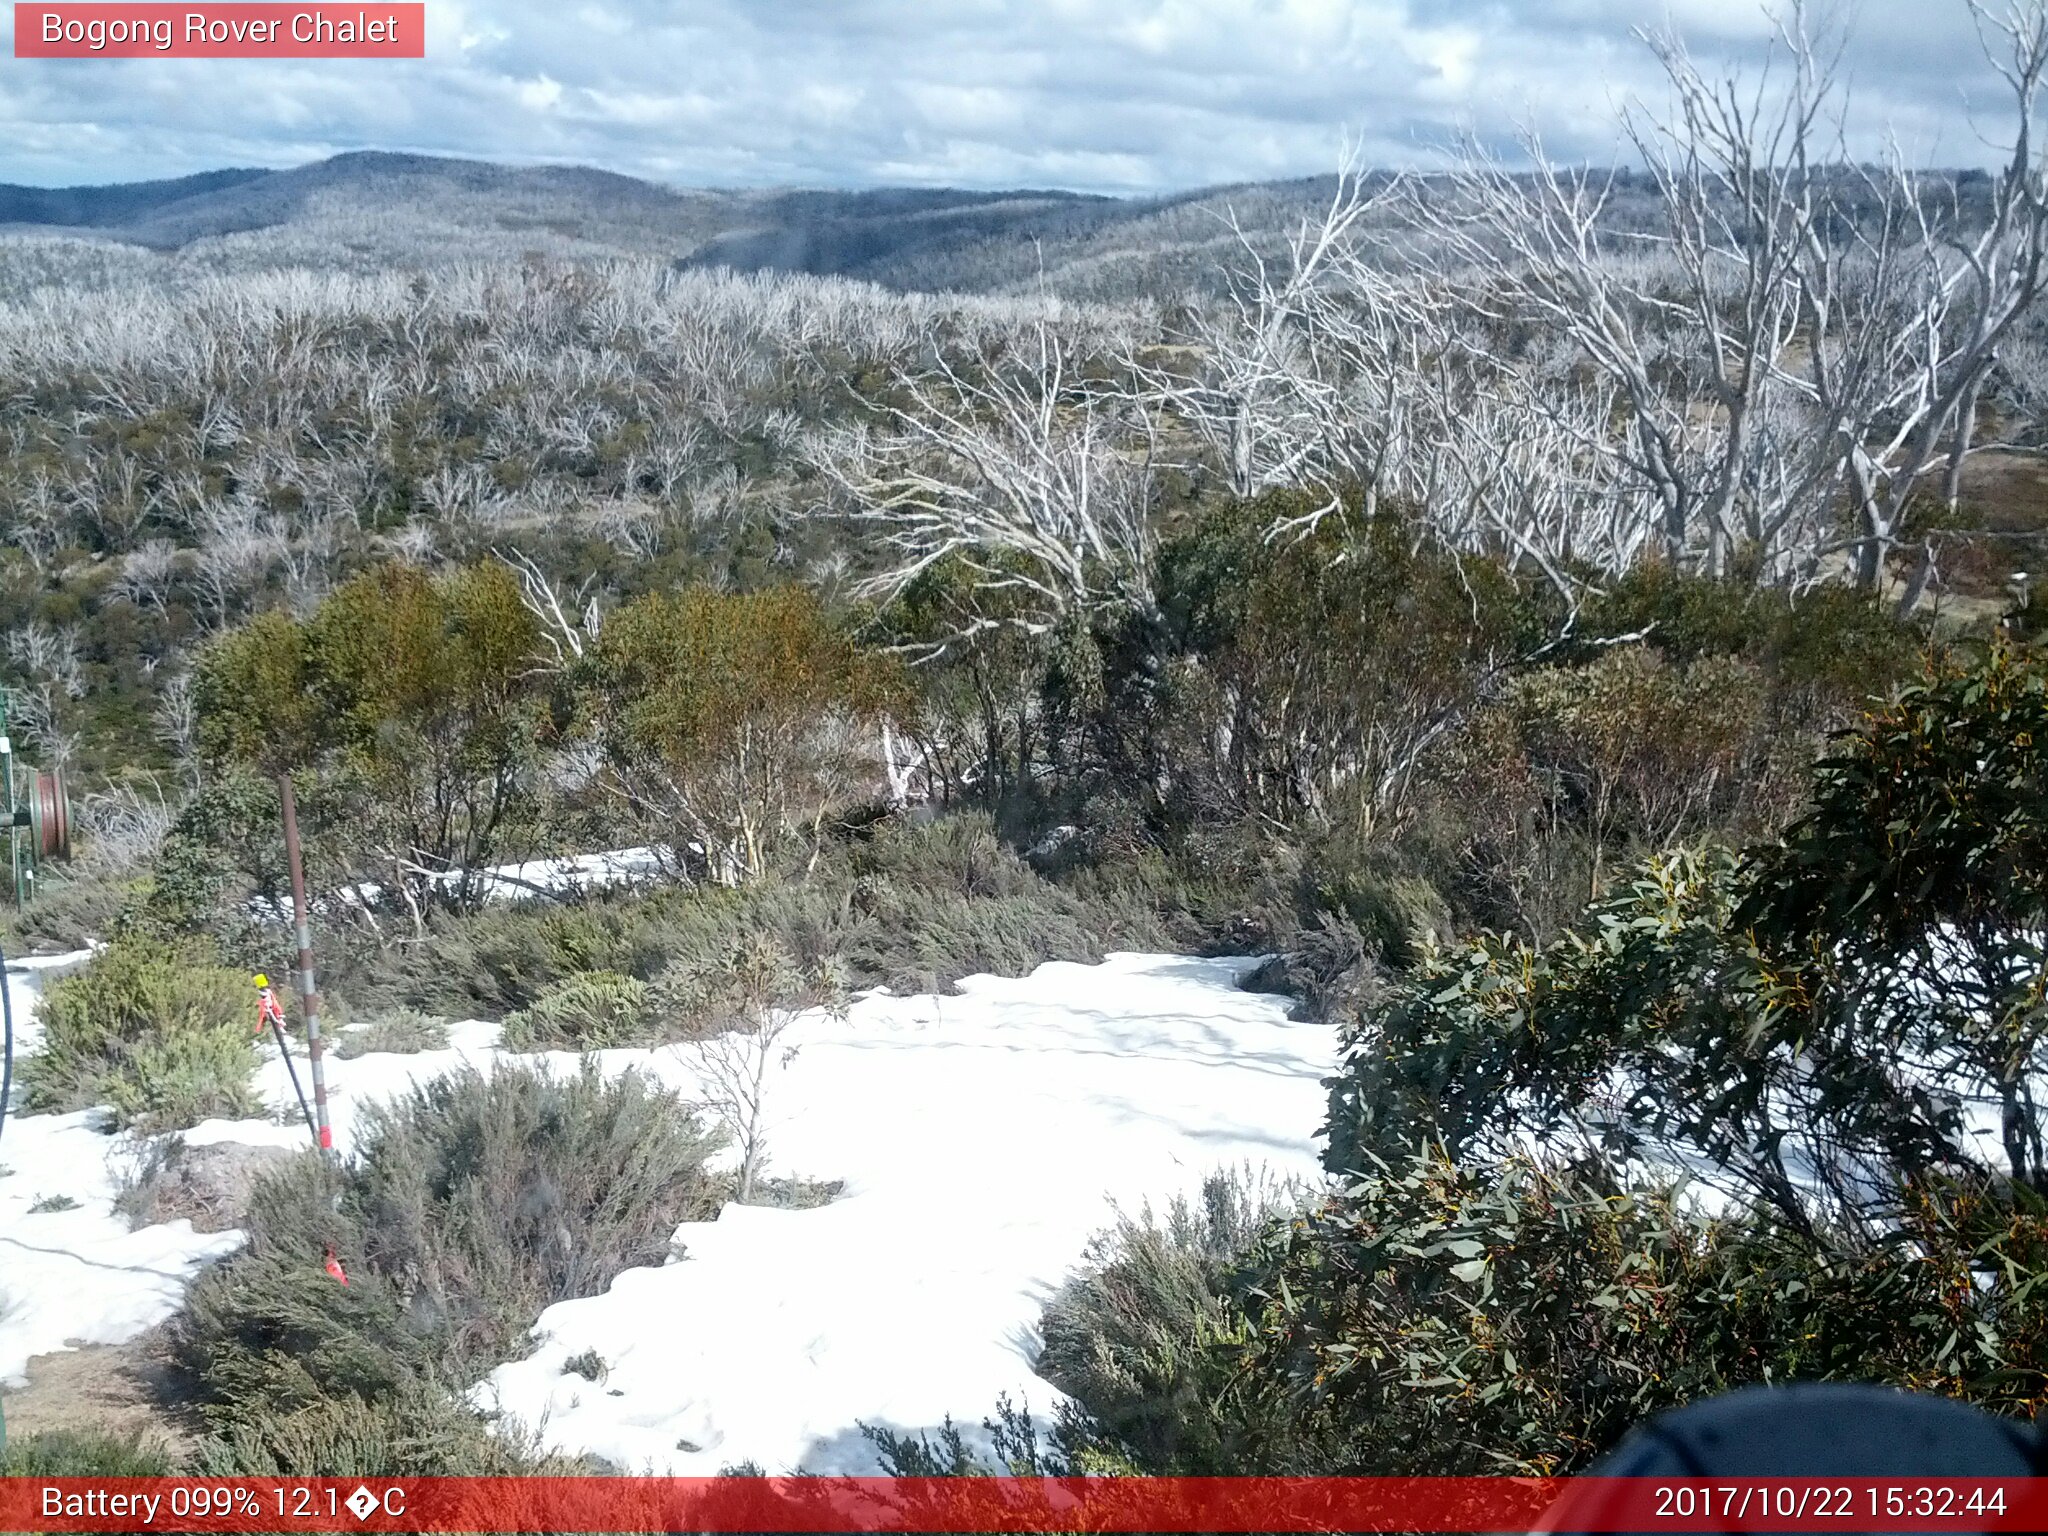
[3,939,1334,1470]
[0,950,244,1388]
[475,953,1330,1474]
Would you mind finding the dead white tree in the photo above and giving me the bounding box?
[189,496,281,630]
[1808,0,2048,597]
[377,519,440,565]
[820,319,1158,653]
[494,546,600,668]
[1127,147,1668,591]
[1131,154,1421,517]
[272,509,343,613]
[75,777,178,876]
[8,682,78,770]
[109,538,183,615]
[1423,361,1665,596]
[8,474,66,573]
[590,498,672,560]
[154,670,202,789]
[1414,0,2048,605]
[1414,45,1823,580]
[7,621,87,700]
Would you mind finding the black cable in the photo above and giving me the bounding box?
[266,1013,319,1150]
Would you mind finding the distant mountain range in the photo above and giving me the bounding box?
[0,150,1336,296]
[0,150,1995,302]
[0,165,273,230]
[0,152,765,250]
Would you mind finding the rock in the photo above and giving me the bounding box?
[128,1140,296,1233]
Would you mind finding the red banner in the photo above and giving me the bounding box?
[13,5,425,58]
[2,1476,2045,1532]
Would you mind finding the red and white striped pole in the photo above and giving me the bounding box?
[277,773,335,1162]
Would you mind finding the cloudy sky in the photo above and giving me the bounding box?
[0,0,2024,193]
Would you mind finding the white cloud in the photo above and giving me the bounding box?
[0,0,2024,192]
[515,74,563,112]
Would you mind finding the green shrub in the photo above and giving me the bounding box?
[348,898,680,1020]
[835,883,1131,997]
[101,1025,265,1130]
[1256,1153,2048,1473]
[1036,1169,1305,1473]
[177,1164,436,1432]
[1147,496,1530,829]
[1301,832,1449,971]
[1332,646,2048,1243]
[816,814,1183,989]
[21,934,257,1129]
[1022,648,2048,1480]
[1737,638,2048,1193]
[0,870,136,953]
[499,970,655,1050]
[0,1429,177,1476]
[1230,1151,1728,1475]
[139,769,294,947]
[194,562,548,912]
[193,1386,566,1478]
[174,1061,720,1460]
[1036,1150,2048,1479]
[1506,649,1774,863]
[561,1349,607,1383]
[336,812,1184,1020]
[848,813,1046,900]
[1576,565,1921,692]
[582,583,893,883]
[862,1396,1064,1478]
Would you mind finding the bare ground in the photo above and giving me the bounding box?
[2,1327,203,1461]
[1944,446,2048,600]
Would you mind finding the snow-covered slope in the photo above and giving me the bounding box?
[1,949,244,1387]
[1,946,1333,1470]
[477,953,1330,1474]
[0,1107,246,1388]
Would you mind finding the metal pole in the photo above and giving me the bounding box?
[1,692,18,910]
[278,773,336,1161]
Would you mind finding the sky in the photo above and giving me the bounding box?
[0,0,2026,194]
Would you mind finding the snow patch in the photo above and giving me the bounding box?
[3,941,1333,1468]
[475,952,1331,1475]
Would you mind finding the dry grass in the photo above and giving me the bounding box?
[1942,446,2048,602]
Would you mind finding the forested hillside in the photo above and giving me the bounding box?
[2,0,2047,1484]
[0,151,1242,295]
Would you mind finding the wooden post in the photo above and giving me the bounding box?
[278,774,335,1161]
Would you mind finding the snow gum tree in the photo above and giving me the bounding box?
[579,584,896,883]
[1329,641,2048,1248]
[193,560,548,920]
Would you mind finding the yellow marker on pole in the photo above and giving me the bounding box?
[254,969,317,1149]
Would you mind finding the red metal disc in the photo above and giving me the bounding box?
[30,767,68,860]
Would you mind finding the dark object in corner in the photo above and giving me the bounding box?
[1542,1384,2040,1536]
